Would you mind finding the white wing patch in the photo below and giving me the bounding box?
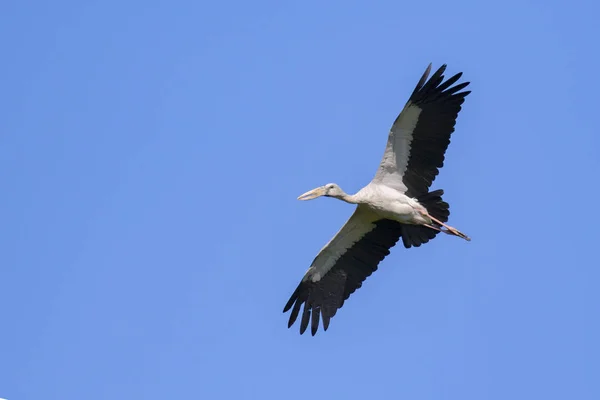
[373,102,422,191]
[303,207,378,283]
[392,103,421,177]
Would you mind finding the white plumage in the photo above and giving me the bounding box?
[284,64,472,335]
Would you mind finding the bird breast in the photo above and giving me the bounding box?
[362,186,426,224]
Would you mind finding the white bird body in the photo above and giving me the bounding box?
[284,64,472,335]
[354,184,430,224]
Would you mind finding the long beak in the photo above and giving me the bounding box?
[297,187,326,201]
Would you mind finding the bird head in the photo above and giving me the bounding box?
[297,183,343,200]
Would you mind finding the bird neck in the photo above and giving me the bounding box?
[334,192,358,204]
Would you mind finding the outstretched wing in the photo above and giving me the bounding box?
[283,206,404,335]
[372,64,471,197]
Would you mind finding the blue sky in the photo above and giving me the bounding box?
[1,0,599,398]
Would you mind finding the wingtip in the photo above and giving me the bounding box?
[411,63,433,98]
[323,315,330,331]
[282,286,300,313]
[423,63,432,80]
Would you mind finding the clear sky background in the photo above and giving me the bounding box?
[1,1,599,399]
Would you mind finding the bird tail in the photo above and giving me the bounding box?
[399,189,450,248]
[421,189,470,241]
[419,189,450,224]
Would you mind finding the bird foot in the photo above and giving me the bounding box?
[428,216,471,242]
[443,226,471,241]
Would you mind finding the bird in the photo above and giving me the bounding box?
[283,63,472,336]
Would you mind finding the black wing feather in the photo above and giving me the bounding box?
[283,219,404,336]
[400,64,471,196]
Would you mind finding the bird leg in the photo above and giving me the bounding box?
[424,223,463,239]
[424,224,443,233]
[428,216,471,242]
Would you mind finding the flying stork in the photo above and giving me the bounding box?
[283,63,471,335]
